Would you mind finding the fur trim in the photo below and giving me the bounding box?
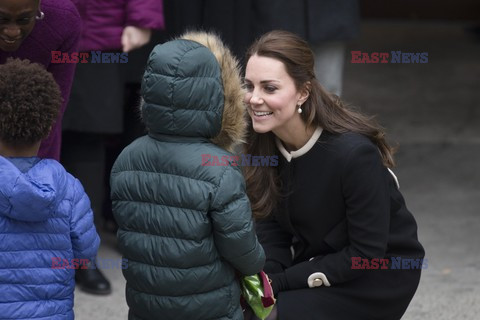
[179,31,246,153]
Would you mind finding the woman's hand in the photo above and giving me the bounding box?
[267,272,289,296]
[121,26,152,52]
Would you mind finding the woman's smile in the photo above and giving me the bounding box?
[244,54,308,135]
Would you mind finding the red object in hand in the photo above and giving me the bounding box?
[260,271,275,308]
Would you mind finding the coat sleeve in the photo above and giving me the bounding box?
[210,166,265,276]
[70,178,100,260]
[256,217,293,273]
[282,142,391,289]
[38,5,81,160]
[126,0,165,30]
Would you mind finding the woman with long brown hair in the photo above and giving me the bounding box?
[243,30,425,319]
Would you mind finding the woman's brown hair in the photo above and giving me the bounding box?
[243,30,395,220]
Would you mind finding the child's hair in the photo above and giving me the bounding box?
[0,58,62,146]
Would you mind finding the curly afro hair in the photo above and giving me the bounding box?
[0,58,62,146]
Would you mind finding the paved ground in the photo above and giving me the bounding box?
[74,20,480,319]
[343,21,480,320]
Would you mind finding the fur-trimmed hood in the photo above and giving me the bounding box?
[141,31,245,152]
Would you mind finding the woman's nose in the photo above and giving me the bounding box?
[248,93,264,105]
[2,26,21,38]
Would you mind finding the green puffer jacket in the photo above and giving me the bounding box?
[111,32,265,320]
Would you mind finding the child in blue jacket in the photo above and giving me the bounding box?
[0,58,100,319]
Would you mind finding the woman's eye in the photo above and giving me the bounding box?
[243,83,254,91]
[264,86,277,93]
[17,17,33,25]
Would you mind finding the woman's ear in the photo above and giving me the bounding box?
[298,81,311,105]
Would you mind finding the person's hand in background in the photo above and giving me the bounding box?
[121,26,152,52]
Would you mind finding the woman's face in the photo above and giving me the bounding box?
[0,0,39,52]
[244,54,308,134]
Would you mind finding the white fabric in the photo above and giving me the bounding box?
[276,127,323,162]
[307,272,331,288]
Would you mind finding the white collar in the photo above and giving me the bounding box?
[275,127,323,162]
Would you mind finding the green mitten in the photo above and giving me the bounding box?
[241,271,276,320]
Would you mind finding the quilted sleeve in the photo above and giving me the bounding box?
[210,166,265,276]
[70,178,100,260]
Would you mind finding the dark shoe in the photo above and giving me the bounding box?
[75,263,112,295]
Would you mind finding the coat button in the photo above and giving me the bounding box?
[312,278,323,287]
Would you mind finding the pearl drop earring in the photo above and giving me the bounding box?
[297,104,303,114]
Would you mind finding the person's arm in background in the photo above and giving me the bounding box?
[122,0,165,52]
[38,3,82,160]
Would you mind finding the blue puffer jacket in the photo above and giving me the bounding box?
[0,156,100,319]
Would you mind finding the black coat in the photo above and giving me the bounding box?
[252,0,361,44]
[257,130,425,320]
[163,0,360,61]
[163,0,253,60]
